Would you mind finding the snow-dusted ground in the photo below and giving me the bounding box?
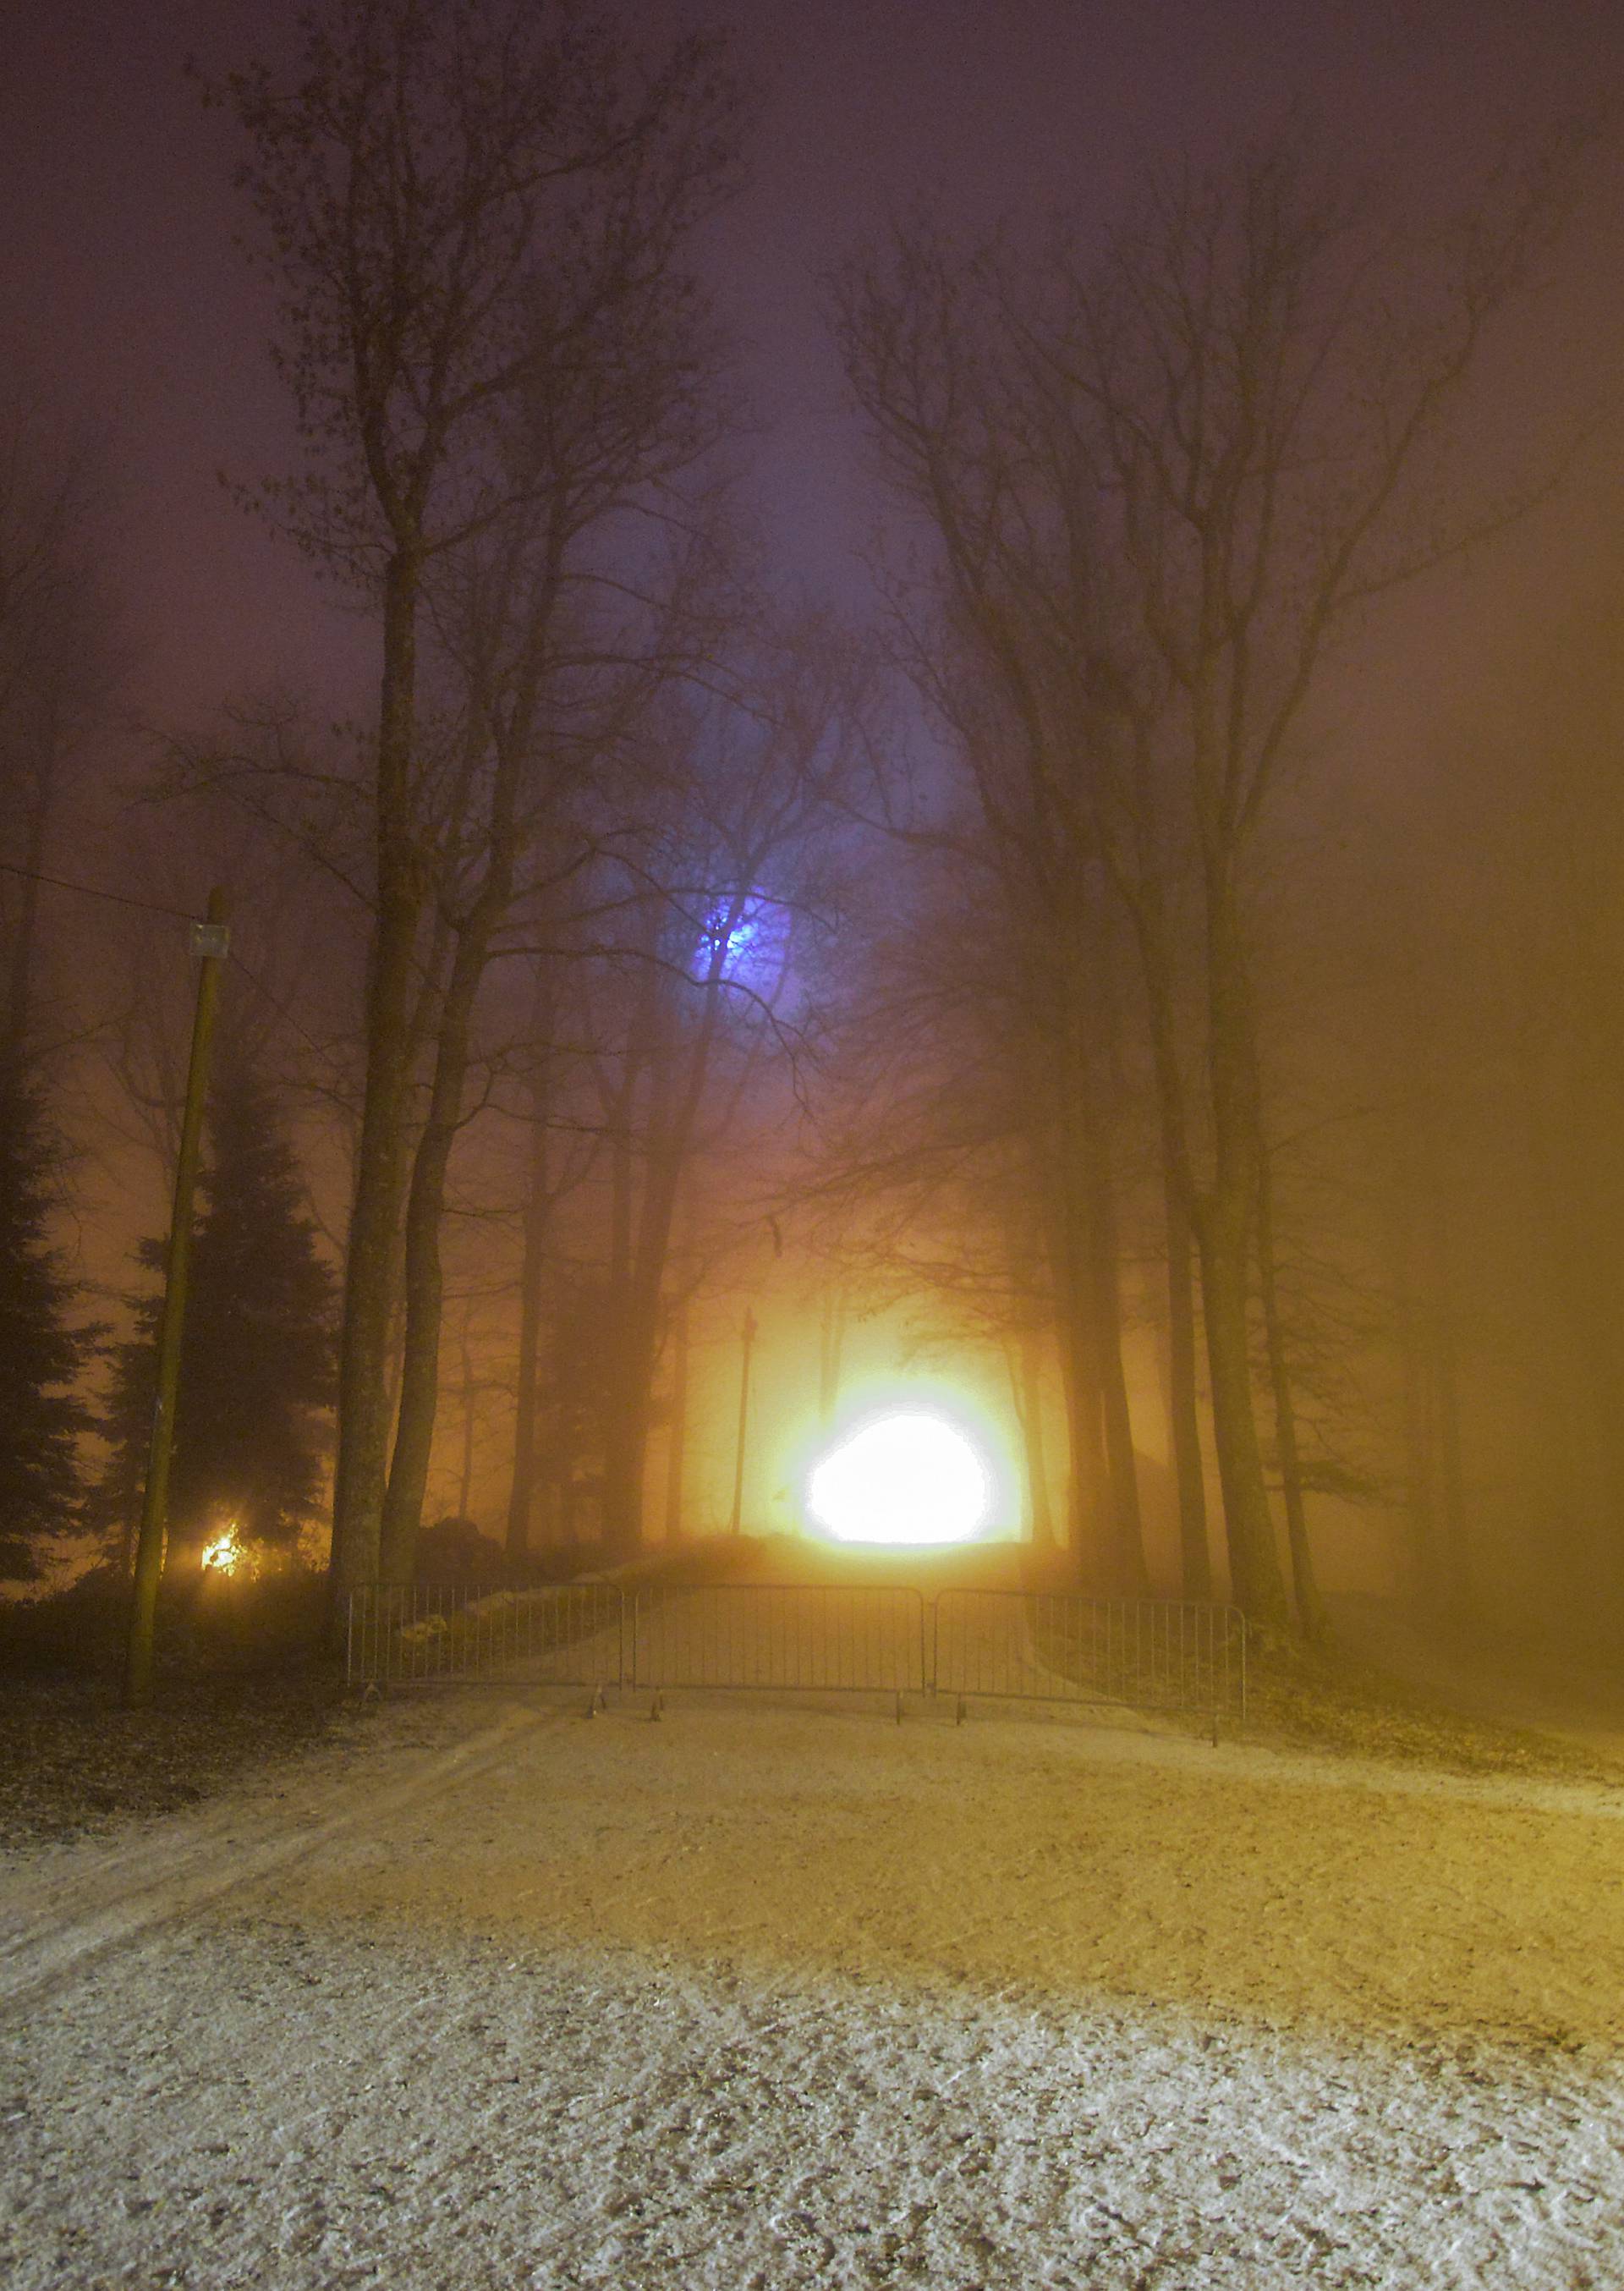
[4,1684,1624,2288]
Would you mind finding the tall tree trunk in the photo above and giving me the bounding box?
[599,964,650,1558]
[330,547,425,1628]
[3,700,56,1058]
[601,1135,682,1558]
[456,1321,478,1525]
[1428,1191,1472,1619]
[1119,862,1212,1600]
[505,1024,552,1563]
[1194,879,1294,1636]
[601,945,728,1558]
[1015,1328,1055,1547]
[1076,1073,1149,1592]
[376,948,476,1583]
[1191,1194,1285,1625]
[1392,1189,1442,1612]
[1047,940,1149,1591]
[1254,1125,1328,1640]
[378,815,515,1585]
[818,1289,846,1426]
[1054,1184,1105,1569]
[663,1292,689,1543]
[1163,1158,1211,1601]
[1396,1162,1472,1621]
[601,1070,648,1560]
[602,1301,660,1557]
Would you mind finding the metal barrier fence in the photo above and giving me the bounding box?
[347,1580,1245,1723]
[630,1584,927,1695]
[933,1591,1246,1722]
[346,1581,623,1688]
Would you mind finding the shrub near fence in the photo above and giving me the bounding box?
[348,1580,1247,1725]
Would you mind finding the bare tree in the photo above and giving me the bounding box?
[836,129,1586,1635]
[0,387,123,1058]
[371,206,735,1583]
[216,0,742,1618]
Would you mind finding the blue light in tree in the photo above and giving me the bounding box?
[695,893,784,986]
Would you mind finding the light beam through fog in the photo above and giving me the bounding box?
[806,1410,992,1546]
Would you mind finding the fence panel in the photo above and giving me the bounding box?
[632,1583,927,1695]
[934,1591,1246,1722]
[348,1577,1244,1724]
[347,1582,624,1688]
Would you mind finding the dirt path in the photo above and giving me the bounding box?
[4,1687,1624,2288]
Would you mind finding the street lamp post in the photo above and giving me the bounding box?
[727,1305,758,1536]
[123,888,229,1706]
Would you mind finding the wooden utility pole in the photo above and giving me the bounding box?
[817,1289,845,1427]
[727,1305,758,1536]
[123,887,229,1706]
[663,1294,689,1544]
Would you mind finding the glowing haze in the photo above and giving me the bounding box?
[806,1411,992,1547]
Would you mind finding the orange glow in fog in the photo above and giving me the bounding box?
[200,1522,244,1574]
[806,1411,992,1546]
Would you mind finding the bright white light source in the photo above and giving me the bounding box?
[200,1523,243,1574]
[807,1412,991,1547]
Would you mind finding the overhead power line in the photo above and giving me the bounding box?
[0,859,201,925]
[0,859,347,1070]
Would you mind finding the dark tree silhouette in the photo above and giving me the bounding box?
[0,385,123,1058]
[102,1065,337,1564]
[0,1056,92,1580]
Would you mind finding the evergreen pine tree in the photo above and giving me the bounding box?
[0,1055,92,1580]
[101,1064,337,1563]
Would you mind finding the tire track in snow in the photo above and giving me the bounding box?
[0,1695,555,2015]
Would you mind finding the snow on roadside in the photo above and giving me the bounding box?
[3,1692,1624,2288]
[6,1916,1621,2289]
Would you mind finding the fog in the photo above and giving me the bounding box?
[3,0,1624,1676]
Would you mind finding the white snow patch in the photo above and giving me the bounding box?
[3,1690,1623,2288]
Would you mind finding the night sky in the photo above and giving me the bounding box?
[5,0,1622,747]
